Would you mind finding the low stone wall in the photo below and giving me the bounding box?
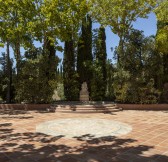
[117,104,168,111]
[1,103,168,111]
[0,104,50,110]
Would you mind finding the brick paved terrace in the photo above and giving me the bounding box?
[0,110,168,162]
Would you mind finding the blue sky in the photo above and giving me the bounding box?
[0,12,157,64]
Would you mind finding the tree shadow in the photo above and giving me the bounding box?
[34,110,56,114]
[0,124,168,162]
[0,109,34,119]
[0,116,34,119]
[0,123,12,127]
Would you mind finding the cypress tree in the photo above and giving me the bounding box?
[91,26,107,100]
[63,35,79,101]
[44,38,59,81]
[98,27,107,86]
[106,59,115,100]
[77,15,93,95]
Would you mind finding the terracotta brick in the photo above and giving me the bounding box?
[1,110,168,162]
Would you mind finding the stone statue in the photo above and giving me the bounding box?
[80,82,89,101]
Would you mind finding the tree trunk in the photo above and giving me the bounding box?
[118,36,125,68]
[6,42,12,103]
[14,41,21,76]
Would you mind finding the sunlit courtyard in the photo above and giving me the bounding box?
[0,1,168,162]
[1,110,168,162]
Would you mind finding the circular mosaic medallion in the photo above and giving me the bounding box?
[36,118,132,138]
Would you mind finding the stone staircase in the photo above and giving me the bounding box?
[55,104,122,114]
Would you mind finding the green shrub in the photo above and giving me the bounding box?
[15,54,57,103]
[113,69,160,104]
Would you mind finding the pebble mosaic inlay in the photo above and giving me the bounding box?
[36,118,132,138]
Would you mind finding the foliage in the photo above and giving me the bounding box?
[0,0,167,104]
[91,0,157,66]
[113,30,161,104]
[63,37,79,101]
[0,52,14,102]
[155,0,168,23]
[113,70,160,104]
[0,0,34,74]
[91,61,105,101]
[15,49,57,103]
[154,21,168,87]
[77,15,93,94]
[155,21,168,54]
[91,0,157,32]
[106,60,115,100]
[155,1,168,54]
[0,68,6,100]
[91,27,107,100]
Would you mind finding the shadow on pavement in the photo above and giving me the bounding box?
[0,123,168,162]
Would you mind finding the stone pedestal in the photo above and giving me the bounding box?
[80,82,89,101]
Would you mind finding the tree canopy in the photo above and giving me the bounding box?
[0,0,168,103]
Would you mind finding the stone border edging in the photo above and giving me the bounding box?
[0,103,168,111]
[117,104,168,111]
[0,104,50,110]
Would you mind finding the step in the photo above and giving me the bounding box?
[55,104,116,108]
[56,106,120,111]
[56,108,121,113]
[56,106,119,110]
[54,104,122,114]
[56,106,117,110]
[56,110,121,113]
[56,108,121,111]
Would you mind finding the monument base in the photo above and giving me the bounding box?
[80,82,89,101]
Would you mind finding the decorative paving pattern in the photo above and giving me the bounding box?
[36,118,132,138]
[1,111,168,162]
